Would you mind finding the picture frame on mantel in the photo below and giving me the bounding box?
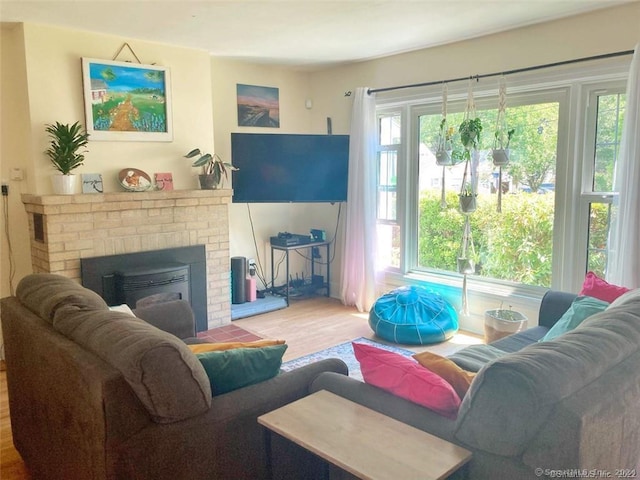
[81,58,173,142]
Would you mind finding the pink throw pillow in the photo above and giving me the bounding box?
[579,271,630,303]
[353,342,461,419]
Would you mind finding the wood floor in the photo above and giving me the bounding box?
[0,296,482,480]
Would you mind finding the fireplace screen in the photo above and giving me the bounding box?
[114,263,190,309]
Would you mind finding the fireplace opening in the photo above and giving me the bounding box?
[80,245,208,332]
[114,263,190,309]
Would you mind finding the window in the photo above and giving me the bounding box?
[415,100,559,287]
[374,62,629,294]
[376,113,401,269]
[582,86,626,277]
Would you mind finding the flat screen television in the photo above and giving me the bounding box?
[231,133,349,203]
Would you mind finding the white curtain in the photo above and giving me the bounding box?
[340,87,378,312]
[607,43,640,289]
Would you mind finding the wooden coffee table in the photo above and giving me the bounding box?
[258,389,472,480]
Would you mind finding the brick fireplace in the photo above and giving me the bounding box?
[21,189,232,329]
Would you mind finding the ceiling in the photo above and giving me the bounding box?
[0,1,633,70]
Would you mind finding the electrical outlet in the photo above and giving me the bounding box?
[247,258,256,266]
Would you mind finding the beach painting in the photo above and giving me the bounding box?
[82,58,173,141]
[237,84,280,128]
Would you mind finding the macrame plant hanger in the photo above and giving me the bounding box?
[435,83,452,208]
[457,79,479,317]
[493,76,509,213]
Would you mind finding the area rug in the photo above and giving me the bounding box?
[280,337,415,381]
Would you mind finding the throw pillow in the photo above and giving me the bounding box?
[188,339,285,354]
[411,351,476,398]
[579,271,630,303]
[196,344,287,395]
[539,295,609,342]
[353,342,461,419]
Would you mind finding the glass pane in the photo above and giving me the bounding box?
[378,150,397,221]
[587,202,613,277]
[416,102,559,287]
[593,93,625,192]
[377,223,400,269]
[379,115,401,146]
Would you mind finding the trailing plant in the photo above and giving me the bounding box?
[44,121,90,174]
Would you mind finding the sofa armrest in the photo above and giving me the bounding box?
[538,290,577,329]
[133,300,196,339]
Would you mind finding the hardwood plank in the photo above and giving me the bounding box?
[0,296,481,480]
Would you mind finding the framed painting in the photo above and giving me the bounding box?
[81,58,173,142]
[237,84,280,128]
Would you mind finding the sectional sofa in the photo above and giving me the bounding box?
[312,289,640,479]
[1,273,347,480]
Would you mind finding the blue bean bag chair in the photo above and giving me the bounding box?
[369,285,458,345]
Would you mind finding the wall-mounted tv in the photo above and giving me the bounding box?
[231,133,349,203]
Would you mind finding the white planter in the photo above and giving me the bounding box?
[492,148,510,166]
[435,149,453,166]
[51,174,77,195]
[484,309,528,343]
[459,195,477,214]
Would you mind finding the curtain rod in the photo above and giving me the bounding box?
[361,49,634,96]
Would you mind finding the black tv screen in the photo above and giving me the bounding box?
[231,133,349,203]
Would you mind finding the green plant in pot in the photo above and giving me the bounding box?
[45,121,90,194]
[492,128,514,166]
[185,148,238,190]
[458,117,483,154]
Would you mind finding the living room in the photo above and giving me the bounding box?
[0,3,638,334]
[1,2,640,479]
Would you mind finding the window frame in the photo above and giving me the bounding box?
[374,60,630,299]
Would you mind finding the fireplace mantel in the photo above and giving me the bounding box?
[22,189,232,328]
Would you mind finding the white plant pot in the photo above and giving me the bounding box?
[492,148,510,166]
[51,174,77,195]
[435,149,453,166]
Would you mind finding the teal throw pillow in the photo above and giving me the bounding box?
[540,296,609,342]
[196,344,287,395]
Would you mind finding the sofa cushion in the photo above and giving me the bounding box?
[454,299,640,456]
[579,271,630,303]
[188,339,286,354]
[16,273,108,322]
[353,342,461,419]
[447,344,507,372]
[412,350,476,398]
[196,344,287,395]
[539,296,609,342]
[53,305,212,423]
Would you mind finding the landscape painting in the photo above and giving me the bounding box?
[82,58,173,141]
[237,84,280,128]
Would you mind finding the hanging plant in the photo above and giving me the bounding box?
[435,118,455,166]
[491,77,514,213]
[459,117,483,154]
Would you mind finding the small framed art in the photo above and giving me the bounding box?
[154,172,174,191]
[81,173,103,193]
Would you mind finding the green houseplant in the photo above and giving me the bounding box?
[45,121,90,194]
[185,148,238,190]
[492,128,515,166]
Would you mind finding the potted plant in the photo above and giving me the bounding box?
[458,182,477,214]
[484,305,528,343]
[492,128,514,166]
[435,119,455,166]
[185,148,238,190]
[458,117,483,154]
[44,121,90,194]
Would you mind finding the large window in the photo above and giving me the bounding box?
[374,66,629,294]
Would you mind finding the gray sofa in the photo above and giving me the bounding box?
[1,273,347,480]
[312,289,640,479]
